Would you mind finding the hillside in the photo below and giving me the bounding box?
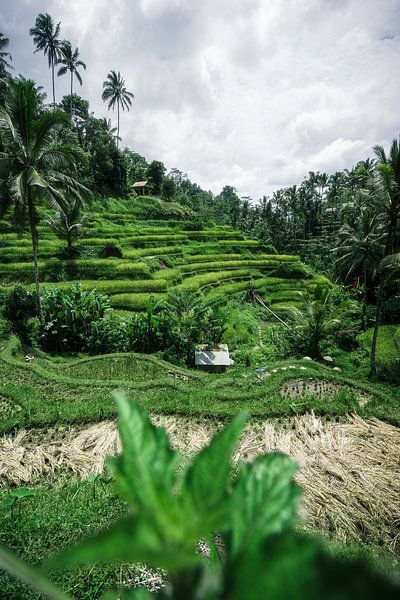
[0,195,330,312]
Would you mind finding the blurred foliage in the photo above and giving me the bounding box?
[2,397,398,598]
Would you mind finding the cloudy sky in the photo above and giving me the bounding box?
[1,0,399,199]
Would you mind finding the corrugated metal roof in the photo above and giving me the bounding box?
[195,344,232,367]
[132,180,148,187]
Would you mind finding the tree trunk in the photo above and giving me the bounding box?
[117,100,120,149]
[369,283,383,379]
[28,190,44,325]
[385,205,398,256]
[67,233,71,259]
[70,71,73,124]
[362,263,367,330]
[51,60,56,107]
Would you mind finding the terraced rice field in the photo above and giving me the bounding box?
[0,195,330,311]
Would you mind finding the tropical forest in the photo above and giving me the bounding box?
[0,5,399,599]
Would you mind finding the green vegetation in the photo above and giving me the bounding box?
[0,12,399,599]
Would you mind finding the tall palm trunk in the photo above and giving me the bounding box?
[385,206,398,256]
[51,58,56,107]
[27,189,44,325]
[70,70,73,123]
[362,264,367,330]
[369,283,383,379]
[117,100,120,149]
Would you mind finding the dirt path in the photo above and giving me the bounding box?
[1,413,399,551]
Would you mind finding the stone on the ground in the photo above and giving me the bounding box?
[323,355,334,363]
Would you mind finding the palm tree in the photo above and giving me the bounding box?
[45,193,86,258]
[102,70,134,148]
[101,117,121,143]
[29,13,61,106]
[0,79,87,322]
[370,252,400,378]
[374,137,400,255]
[0,32,13,70]
[57,41,86,120]
[334,207,385,329]
[287,290,338,358]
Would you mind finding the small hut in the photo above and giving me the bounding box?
[195,344,234,373]
[132,180,150,195]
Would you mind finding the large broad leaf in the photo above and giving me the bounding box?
[50,515,200,573]
[225,532,400,600]
[182,412,247,535]
[229,453,300,555]
[107,395,183,540]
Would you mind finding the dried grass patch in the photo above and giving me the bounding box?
[0,413,399,551]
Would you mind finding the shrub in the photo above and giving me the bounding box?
[182,219,204,231]
[87,314,130,354]
[381,295,400,325]
[223,306,258,348]
[263,243,278,254]
[335,328,360,351]
[1,285,37,342]
[100,242,123,259]
[156,289,229,365]
[262,324,292,360]
[41,284,110,352]
[272,262,312,279]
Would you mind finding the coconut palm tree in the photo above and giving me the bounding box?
[102,70,134,148]
[374,137,400,255]
[0,78,87,322]
[0,32,13,70]
[57,41,86,120]
[29,13,61,106]
[370,252,400,378]
[334,207,385,329]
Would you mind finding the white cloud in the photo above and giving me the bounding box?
[1,0,399,199]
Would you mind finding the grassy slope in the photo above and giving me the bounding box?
[1,334,399,436]
[359,325,400,366]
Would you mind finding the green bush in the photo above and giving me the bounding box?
[1,285,37,342]
[272,262,312,279]
[263,243,278,254]
[41,284,110,351]
[100,242,123,258]
[335,328,360,351]
[381,295,400,325]
[223,305,259,348]
[156,289,229,365]
[182,219,204,231]
[86,313,147,354]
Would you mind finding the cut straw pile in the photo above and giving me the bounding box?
[0,413,399,551]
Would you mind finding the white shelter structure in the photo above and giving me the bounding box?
[195,344,233,373]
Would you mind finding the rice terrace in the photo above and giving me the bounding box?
[0,3,399,599]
